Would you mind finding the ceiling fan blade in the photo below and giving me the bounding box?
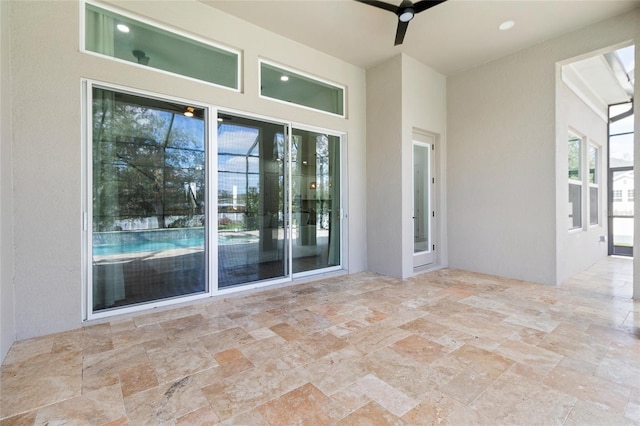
[354,0,398,13]
[394,20,409,45]
[414,0,447,14]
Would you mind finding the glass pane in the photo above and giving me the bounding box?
[569,183,582,229]
[609,133,634,168]
[613,217,634,247]
[568,132,581,180]
[92,88,206,312]
[612,170,634,216]
[86,4,238,89]
[218,114,287,287]
[609,102,634,135]
[291,130,341,273]
[588,145,598,184]
[414,144,430,253]
[260,62,344,116]
[589,187,598,225]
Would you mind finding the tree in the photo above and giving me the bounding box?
[93,89,205,231]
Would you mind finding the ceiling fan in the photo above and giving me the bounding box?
[355,0,447,46]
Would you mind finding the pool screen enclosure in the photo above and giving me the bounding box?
[88,85,342,315]
[91,87,207,311]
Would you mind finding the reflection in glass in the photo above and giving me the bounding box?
[569,183,582,229]
[260,62,344,116]
[568,132,582,180]
[291,130,341,273]
[414,144,431,253]
[86,4,238,89]
[92,88,206,312]
[589,187,599,226]
[217,114,287,287]
[588,145,598,184]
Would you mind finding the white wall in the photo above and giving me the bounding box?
[8,0,367,341]
[1,0,16,362]
[447,9,638,286]
[366,54,447,279]
[555,78,608,283]
[400,55,447,278]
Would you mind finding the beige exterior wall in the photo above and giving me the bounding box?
[7,0,367,342]
[447,9,638,286]
[400,55,447,278]
[1,0,16,361]
[556,77,608,283]
[3,0,638,357]
[365,55,403,278]
[366,54,447,279]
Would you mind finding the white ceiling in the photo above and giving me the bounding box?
[200,0,639,75]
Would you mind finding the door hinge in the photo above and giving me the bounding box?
[432,244,436,251]
[432,211,435,218]
[432,177,435,184]
[431,144,435,151]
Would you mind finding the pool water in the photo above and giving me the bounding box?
[93,233,259,256]
[93,237,204,256]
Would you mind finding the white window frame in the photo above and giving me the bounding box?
[82,79,215,321]
[80,0,242,92]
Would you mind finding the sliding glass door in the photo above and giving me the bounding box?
[291,128,341,274]
[90,87,207,312]
[217,114,288,287]
[216,116,342,286]
[87,85,343,316]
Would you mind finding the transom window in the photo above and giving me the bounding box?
[260,60,345,117]
[84,3,240,90]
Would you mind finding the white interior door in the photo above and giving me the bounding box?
[413,138,435,268]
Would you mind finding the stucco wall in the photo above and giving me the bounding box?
[365,55,403,278]
[556,78,608,283]
[447,9,638,286]
[1,0,15,362]
[400,55,447,278]
[365,54,447,279]
[9,0,367,341]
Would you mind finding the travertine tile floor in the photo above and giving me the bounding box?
[2,257,639,425]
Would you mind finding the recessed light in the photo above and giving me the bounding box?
[280,75,289,82]
[116,23,130,33]
[499,20,515,31]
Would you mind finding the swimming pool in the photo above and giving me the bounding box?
[93,230,259,256]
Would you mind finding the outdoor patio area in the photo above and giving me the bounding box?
[1,257,638,424]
